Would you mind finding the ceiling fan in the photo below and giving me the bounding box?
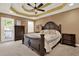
[27,3,45,14]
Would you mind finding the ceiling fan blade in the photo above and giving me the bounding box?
[27,3,34,8]
[37,9,45,12]
[37,3,43,8]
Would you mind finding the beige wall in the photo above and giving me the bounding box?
[0,17,1,41]
[21,20,28,33]
[35,8,79,44]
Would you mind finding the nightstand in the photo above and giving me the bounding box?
[61,33,76,47]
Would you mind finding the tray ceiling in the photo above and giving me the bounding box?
[0,3,79,20]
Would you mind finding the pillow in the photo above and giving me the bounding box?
[49,30,56,34]
[44,30,50,34]
[40,30,50,34]
[40,30,44,34]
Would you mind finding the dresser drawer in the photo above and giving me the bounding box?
[61,33,76,47]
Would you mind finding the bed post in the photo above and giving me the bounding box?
[59,24,61,33]
[59,24,62,43]
[22,36,24,44]
[40,34,46,56]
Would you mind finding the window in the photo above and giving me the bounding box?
[1,17,14,42]
[28,20,34,33]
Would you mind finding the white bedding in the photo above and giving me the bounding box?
[24,30,61,52]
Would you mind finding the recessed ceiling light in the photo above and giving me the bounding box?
[69,3,74,6]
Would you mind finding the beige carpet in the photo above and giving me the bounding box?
[0,41,38,56]
[0,40,79,56]
[46,44,79,56]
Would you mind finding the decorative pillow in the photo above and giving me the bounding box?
[40,30,44,34]
[44,30,50,34]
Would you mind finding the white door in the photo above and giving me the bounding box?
[1,17,14,42]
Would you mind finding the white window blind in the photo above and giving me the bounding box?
[28,20,34,33]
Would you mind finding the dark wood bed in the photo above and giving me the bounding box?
[22,21,61,56]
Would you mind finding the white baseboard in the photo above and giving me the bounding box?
[76,44,79,47]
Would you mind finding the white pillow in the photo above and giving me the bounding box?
[40,29,60,35]
[40,30,50,34]
[49,30,56,34]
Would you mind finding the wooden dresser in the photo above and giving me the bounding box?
[61,33,76,47]
[15,26,25,41]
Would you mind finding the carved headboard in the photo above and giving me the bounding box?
[42,21,61,33]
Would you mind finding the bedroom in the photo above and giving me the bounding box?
[0,3,79,56]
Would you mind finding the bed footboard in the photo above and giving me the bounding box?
[22,34,46,56]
